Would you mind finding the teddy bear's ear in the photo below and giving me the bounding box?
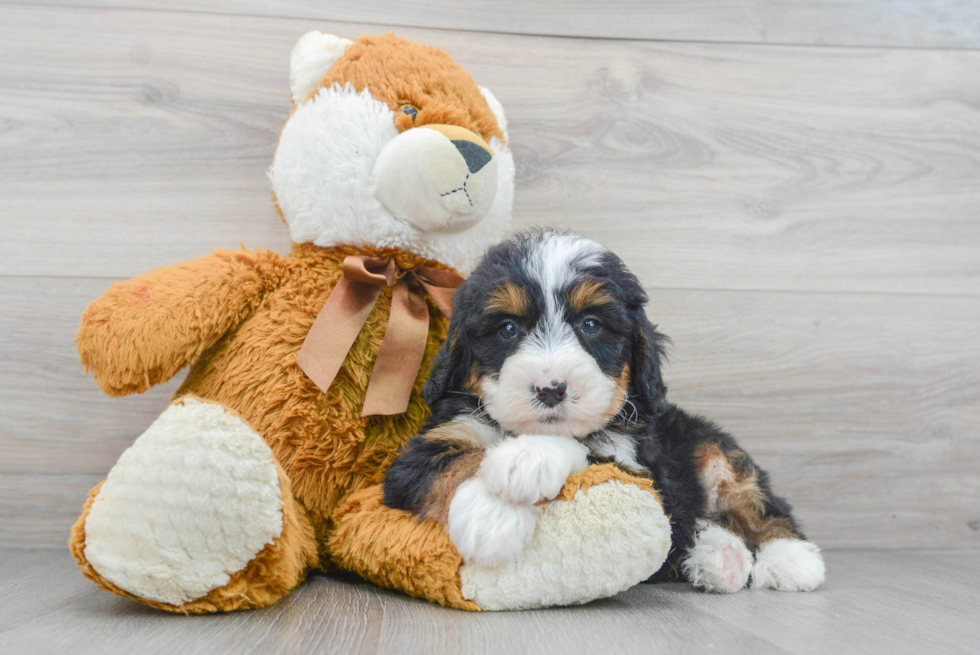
[479,86,509,142]
[290,31,353,105]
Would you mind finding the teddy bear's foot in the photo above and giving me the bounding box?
[331,463,670,611]
[457,465,670,610]
[69,397,318,613]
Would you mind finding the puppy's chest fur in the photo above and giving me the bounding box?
[582,430,648,475]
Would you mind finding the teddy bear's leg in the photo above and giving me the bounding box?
[68,397,318,613]
[329,463,671,611]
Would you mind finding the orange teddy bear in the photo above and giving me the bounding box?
[68,31,670,613]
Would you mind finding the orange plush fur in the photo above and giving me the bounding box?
[70,245,451,611]
[316,33,505,143]
[69,33,506,613]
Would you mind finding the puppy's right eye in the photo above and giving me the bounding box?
[498,321,519,340]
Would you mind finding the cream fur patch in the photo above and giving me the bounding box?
[83,398,283,606]
[459,481,670,611]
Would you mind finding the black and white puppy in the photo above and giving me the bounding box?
[384,229,825,593]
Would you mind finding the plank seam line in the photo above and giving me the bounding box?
[1,273,978,301]
[3,1,980,53]
[0,544,976,552]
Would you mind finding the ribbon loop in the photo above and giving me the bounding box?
[296,255,464,416]
[342,256,398,287]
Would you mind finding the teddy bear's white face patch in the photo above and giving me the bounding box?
[270,84,513,273]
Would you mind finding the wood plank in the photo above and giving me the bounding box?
[1,6,980,294]
[3,0,980,49]
[687,549,980,654]
[2,276,978,549]
[1,548,978,654]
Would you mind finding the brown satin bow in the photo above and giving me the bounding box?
[296,255,463,417]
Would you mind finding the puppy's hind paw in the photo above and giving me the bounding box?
[682,524,753,593]
[448,478,537,568]
[479,435,589,505]
[751,539,825,591]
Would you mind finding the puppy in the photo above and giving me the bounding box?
[383,229,825,593]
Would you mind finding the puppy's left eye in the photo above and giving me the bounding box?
[580,318,601,336]
[499,321,520,340]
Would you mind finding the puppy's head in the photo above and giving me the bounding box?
[425,229,667,438]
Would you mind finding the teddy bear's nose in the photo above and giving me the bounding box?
[452,139,492,174]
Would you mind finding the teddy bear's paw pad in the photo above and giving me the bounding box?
[448,477,537,568]
[751,539,825,592]
[459,480,670,611]
[479,435,589,505]
[83,398,283,606]
[682,523,754,593]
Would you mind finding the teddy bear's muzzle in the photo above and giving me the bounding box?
[372,124,498,233]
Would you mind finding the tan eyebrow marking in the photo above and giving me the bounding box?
[486,281,529,316]
[567,279,613,313]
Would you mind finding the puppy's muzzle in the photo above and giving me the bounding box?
[372,124,498,233]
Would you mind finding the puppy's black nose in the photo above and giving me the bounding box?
[535,380,567,408]
[452,139,492,174]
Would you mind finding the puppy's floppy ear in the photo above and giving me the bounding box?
[422,322,471,406]
[630,311,668,407]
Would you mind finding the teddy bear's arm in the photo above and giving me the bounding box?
[76,248,285,396]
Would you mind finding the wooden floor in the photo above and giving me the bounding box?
[1,548,978,655]
[1,0,979,652]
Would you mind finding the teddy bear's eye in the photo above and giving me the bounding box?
[398,104,419,122]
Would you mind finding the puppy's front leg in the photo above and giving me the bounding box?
[384,419,546,567]
[447,478,537,567]
[449,435,589,567]
[479,435,590,505]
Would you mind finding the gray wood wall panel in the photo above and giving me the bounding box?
[3,0,979,48]
[2,7,979,297]
[1,5,978,551]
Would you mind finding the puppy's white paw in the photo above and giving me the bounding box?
[682,523,753,593]
[448,478,537,567]
[751,539,826,591]
[479,435,589,505]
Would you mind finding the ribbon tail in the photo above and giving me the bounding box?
[297,277,382,393]
[416,266,464,317]
[362,282,430,416]
[419,281,458,318]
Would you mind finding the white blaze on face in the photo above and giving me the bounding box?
[482,233,619,438]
